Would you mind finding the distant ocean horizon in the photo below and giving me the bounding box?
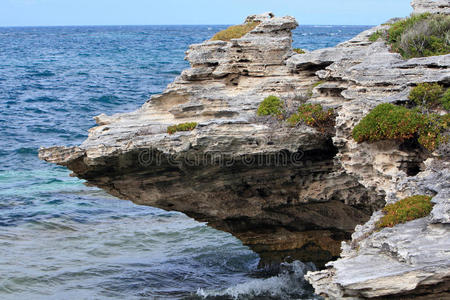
[0,23,374,28]
[0,24,371,299]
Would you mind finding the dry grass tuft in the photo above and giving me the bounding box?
[211,22,260,41]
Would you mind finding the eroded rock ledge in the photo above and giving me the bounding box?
[39,14,385,267]
[40,1,449,298]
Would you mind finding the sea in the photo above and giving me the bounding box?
[0,24,371,299]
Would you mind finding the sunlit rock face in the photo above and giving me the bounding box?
[39,14,385,267]
[40,5,450,298]
[411,0,450,15]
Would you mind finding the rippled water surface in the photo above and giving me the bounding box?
[0,24,371,299]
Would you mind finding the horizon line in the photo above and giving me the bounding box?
[0,23,375,28]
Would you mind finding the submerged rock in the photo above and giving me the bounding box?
[40,6,450,299]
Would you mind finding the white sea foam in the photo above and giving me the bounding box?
[196,261,321,300]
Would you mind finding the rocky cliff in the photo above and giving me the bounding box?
[39,0,450,298]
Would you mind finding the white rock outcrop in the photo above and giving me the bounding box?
[39,4,450,298]
[411,0,450,15]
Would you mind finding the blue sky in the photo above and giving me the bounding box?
[1,0,413,26]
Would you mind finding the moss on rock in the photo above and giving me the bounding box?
[167,122,198,134]
[376,195,433,229]
[211,22,260,41]
[293,48,306,54]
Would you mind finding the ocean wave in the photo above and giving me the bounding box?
[196,261,320,300]
[27,70,56,77]
[24,96,59,103]
[0,25,372,299]
[89,95,120,104]
[24,107,47,114]
[15,147,38,156]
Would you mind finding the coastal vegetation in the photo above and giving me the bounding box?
[352,103,449,151]
[442,89,450,110]
[307,80,324,97]
[287,103,335,132]
[257,95,284,117]
[211,22,260,41]
[293,48,306,54]
[369,13,450,58]
[409,83,450,110]
[369,30,383,42]
[167,122,198,134]
[376,195,433,229]
[256,94,335,132]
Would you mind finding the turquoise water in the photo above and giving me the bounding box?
[0,25,371,299]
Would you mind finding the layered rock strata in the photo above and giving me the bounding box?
[40,14,385,267]
[411,0,450,15]
[40,0,450,298]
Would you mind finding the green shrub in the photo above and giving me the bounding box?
[369,30,383,42]
[376,195,433,229]
[352,103,449,151]
[287,103,334,132]
[293,48,306,54]
[387,13,431,46]
[386,13,450,58]
[409,83,445,108]
[211,22,260,41]
[257,95,284,117]
[409,83,450,110]
[352,103,424,142]
[167,122,198,134]
[441,89,450,111]
[418,113,449,151]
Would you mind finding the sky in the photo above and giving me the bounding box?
[1,0,413,27]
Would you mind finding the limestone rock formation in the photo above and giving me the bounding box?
[40,3,450,298]
[411,0,450,15]
[40,14,385,267]
[306,160,450,299]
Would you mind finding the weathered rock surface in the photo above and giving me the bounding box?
[39,2,450,298]
[411,0,450,15]
[291,1,450,297]
[306,160,450,299]
[39,15,385,267]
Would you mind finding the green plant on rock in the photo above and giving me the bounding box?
[418,113,449,151]
[257,95,284,118]
[167,122,198,134]
[387,13,431,47]
[409,83,445,108]
[352,103,449,151]
[369,30,383,42]
[385,13,450,58]
[441,89,450,111]
[409,83,450,111]
[211,22,260,41]
[307,80,325,98]
[293,48,306,54]
[376,195,433,229]
[352,103,424,142]
[287,103,334,132]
